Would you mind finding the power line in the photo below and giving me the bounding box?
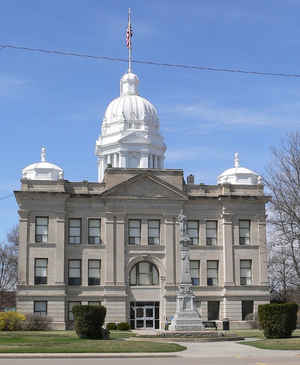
[1,43,300,79]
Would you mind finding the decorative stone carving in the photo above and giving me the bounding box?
[169,211,204,331]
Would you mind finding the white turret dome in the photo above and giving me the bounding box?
[22,147,64,181]
[95,71,166,182]
[101,72,159,135]
[218,153,261,185]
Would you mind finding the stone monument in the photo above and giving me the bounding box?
[169,210,205,331]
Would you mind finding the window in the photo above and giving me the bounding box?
[35,217,48,243]
[68,301,81,321]
[190,260,200,286]
[148,220,160,245]
[34,301,47,316]
[88,259,101,285]
[187,221,199,245]
[68,260,81,285]
[208,301,220,320]
[130,261,159,286]
[88,219,101,244]
[88,301,101,306]
[34,258,48,284]
[68,218,81,245]
[206,221,217,246]
[239,220,250,245]
[128,220,141,245]
[240,260,252,285]
[207,260,218,286]
[242,300,254,320]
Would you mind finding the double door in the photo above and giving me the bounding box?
[130,301,160,329]
[135,306,155,329]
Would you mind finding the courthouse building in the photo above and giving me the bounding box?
[15,69,270,330]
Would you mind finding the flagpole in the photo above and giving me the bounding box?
[128,8,132,73]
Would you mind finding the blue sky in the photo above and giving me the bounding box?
[1,0,300,240]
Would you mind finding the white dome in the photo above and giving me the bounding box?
[101,72,159,135]
[103,95,159,131]
[95,71,166,182]
[22,147,64,181]
[217,153,261,185]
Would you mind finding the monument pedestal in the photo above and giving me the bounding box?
[169,213,204,331]
[169,283,204,331]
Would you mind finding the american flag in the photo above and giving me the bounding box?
[126,22,132,48]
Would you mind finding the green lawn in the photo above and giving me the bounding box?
[0,331,185,353]
[238,329,300,350]
[227,329,264,338]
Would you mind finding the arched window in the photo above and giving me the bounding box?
[130,261,159,286]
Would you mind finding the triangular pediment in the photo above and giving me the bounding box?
[102,173,187,200]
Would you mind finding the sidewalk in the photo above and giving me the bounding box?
[0,339,300,359]
[0,353,178,359]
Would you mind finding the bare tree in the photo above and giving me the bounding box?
[0,226,18,290]
[264,132,300,284]
[267,230,298,301]
[7,225,19,248]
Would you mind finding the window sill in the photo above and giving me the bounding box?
[190,245,221,250]
[129,285,161,288]
[234,245,259,249]
[127,245,164,250]
[29,243,56,248]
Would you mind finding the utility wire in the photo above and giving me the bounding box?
[1,43,300,79]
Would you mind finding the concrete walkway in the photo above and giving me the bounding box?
[177,339,300,360]
[0,339,300,360]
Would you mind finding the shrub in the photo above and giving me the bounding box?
[0,312,26,331]
[72,305,108,339]
[106,322,117,331]
[116,322,130,331]
[22,314,51,331]
[258,303,298,338]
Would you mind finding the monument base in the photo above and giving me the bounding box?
[169,310,205,331]
[169,283,205,331]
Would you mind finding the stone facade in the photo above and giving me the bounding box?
[15,167,270,330]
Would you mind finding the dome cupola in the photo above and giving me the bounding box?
[22,147,64,181]
[217,153,261,185]
[120,72,139,96]
[95,71,166,182]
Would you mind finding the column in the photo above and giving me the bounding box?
[140,152,148,168]
[55,213,65,285]
[105,214,115,285]
[18,209,29,286]
[164,216,176,285]
[107,154,112,166]
[221,208,234,286]
[199,219,205,246]
[116,215,125,285]
[98,156,104,182]
[120,152,127,168]
[113,153,117,167]
[258,218,268,285]
[151,155,154,168]
[160,156,165,169]
[141,219,147,245]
